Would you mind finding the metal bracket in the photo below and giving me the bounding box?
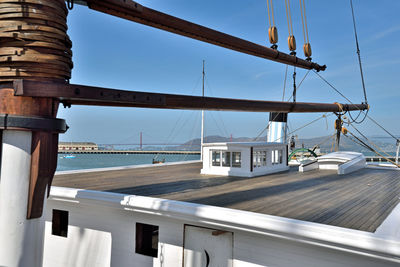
[0,114,67,133]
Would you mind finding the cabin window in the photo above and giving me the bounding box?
[232,152,241,167]
[136,223,159,258]
[272,150,282,165]
[52,209,68,237]
[253,151,267,168]
[253,151,258,168]
[272,150,276,164]
[211,150,221,166]
[222,151,231,167]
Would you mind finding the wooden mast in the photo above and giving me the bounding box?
[0,1,368,265]
[0,1,70,265]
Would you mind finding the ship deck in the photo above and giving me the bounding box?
[53,162,400,232]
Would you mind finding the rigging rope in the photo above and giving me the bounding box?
[271,113,333,142]
[254,68,311,141]
[285,0,294,36]
[312,132,336,151]
[299,0,309,44]
[282,65,288,101]
[266,0,276,27]
[347,121,394,158]
[299,0,312,59]
[350,0,368,105]
[344,130,400,167]
[313,70,399,143]
[292,67,297,102]
[287,69,310,101]
[285,0,296,54]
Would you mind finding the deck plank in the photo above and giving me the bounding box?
[53,162,400,232]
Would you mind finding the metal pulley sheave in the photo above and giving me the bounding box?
[288,35,296,54]
[303,42,312,59]
[268,26,278,48]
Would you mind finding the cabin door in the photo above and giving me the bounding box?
[183,225,233,267]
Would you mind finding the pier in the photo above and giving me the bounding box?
[58,150,200,155]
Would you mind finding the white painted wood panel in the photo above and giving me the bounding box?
[183,225,233,267]
[42,187,400,267]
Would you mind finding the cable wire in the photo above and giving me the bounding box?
[350,0,368,104]
[313,70,399,142]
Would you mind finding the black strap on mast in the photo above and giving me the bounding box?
[292,66,297,103]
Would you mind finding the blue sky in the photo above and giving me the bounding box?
[59,0,400,145]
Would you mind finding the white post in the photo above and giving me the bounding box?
[200,60,205,161]
[396,140,400,166]
[0,130,45,267]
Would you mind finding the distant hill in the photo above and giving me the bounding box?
[174,135,258,151]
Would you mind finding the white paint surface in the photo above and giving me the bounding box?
[300,151,366,175]
[0,130,45,267]
[267,121,287,143]
[201,142,289,177]
[42,186,400,267]
[183,226,233,267]
[375,203,400,240]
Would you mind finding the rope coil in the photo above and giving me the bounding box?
[0,0,72,82]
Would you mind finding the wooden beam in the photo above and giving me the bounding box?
[80,0,326,72]
[28,132,59,219]
[14,80,369,113]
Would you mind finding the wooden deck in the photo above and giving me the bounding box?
[53,162,400,232]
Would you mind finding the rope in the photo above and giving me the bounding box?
[344,131,400,167]
[292,67,297,102]
[270,0,276,26]
[287,69,310,101]
[285,0,294,36]
[274,113,333,142]
[350,0,368,104]
[254,68,311,141]
[333,102,344,115]
[282,65,288,101]
[313,70,368,123]
[205,77,230,137]
[266,0,276,28]
[267,0,272,28]
[313,70,400,143]
[348,122,394,158]
[299,0,309,44]
[313,132,336,150]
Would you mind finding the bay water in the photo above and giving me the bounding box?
[57,153,200,171]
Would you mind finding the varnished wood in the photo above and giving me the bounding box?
[0,86,57,117]
[28,132,59,218]
[82,0,326,71]
[14,80,369,113]
[54,162,400,232]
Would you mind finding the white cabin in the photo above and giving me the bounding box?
[201,142,289,177]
